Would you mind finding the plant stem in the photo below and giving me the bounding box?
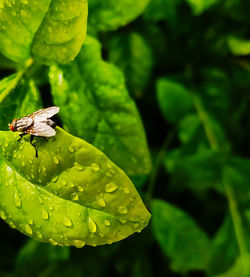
[192,92,248,270]
[145,128,175,206]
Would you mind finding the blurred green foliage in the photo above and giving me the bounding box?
[1,0,250,276]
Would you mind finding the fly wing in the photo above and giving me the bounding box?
[25,122,56,137]
[29,106,60,121]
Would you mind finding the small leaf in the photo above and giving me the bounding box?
[0,0,88,64]
[207,216,239,276]
[156,78,193,123]
[0,75,42,130]
[88,0,149,32]
[0,127,151,247]
[152,199,211,272]
[228,36,250,56]
[108,32,153,98]
[49,36,152,175]
[15,239,70,276]
[185,0,219,15]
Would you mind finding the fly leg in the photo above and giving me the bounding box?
[30,135,38,158]
[17,133,27,142]
[43,137,48,142]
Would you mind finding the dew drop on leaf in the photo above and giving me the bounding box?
[25,224,33,235]
[77,185,83,192]
[72,192,79,201]
[14,191,22,208]
[104,220,110,226]
[118,206,128,214]
[97,198,106,207]
[0,211,7,220]
[91,163,100,171]
[53,156,59,165]
[63,217,73,227]
[105,182,118,193]
[74,240,85,248]
[88,217,97,233]
[41,208,49,220]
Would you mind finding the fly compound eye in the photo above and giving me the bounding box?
[10,124,14,132]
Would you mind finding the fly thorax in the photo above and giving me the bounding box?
[15,117,33,131]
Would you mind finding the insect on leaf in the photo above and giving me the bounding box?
[0,127,151,247]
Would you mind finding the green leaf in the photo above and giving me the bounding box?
[143,0,181,23]
[49,36,151,176]
[152,199,211,272]
[156,78,193,124]
[0,0,88,64]
[15,239,70,276]
[228,36,250,56]
[215,254,250,277]
[207,216,239,276]
[108,32,153,98]
[186,0,219,15]
[164,149,224,192]
[88,0,149,32]
[0,127,151,247]
[0,74,42,130]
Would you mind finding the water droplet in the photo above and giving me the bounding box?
[52,176,58,183]
[28,219,34,225]
[48,204,54,211]
[106,162,112,169]
[41,208,49,220]
[68,146,74,152]
[91,163,100,171]
[53,156,59,165]
[25,224,33,235]
[77,185,83,192]
[38,197,44,204]
[118,206,128,214]
[72,193,79,201]
[74,240,85,248]
[49,238,58,245]
[97,198,106,207]
[0,211,7,220]
[104,220,110,226]
[123,188,129,194]
[14,191,22,208]
[88,217,97,233]
[105,182,118,193]
[63,217,72,227]
[62,180,67,186]
[74,162,84,171]
[37,231,43,239]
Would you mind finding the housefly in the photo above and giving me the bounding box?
[8,106,60,157]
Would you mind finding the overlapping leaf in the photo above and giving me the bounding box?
[152,199,211,272]
[88,0,149,32]
[49,36,151,175]
[0,74,42,130]
[0,127,151,247]
[108,32,153,98]
[0,0,88,64]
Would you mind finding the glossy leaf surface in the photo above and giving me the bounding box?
[0,0,88,64]
[49,36,151,175]
[0,127,151,247]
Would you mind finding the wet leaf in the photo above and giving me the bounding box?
[0,74,42,130]
[49,36,151,175]
[152,199,211,272]
[0,0,88,64]
[0,127,151,247]
[228,36,250,56]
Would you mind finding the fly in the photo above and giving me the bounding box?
[8,106,60,157]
